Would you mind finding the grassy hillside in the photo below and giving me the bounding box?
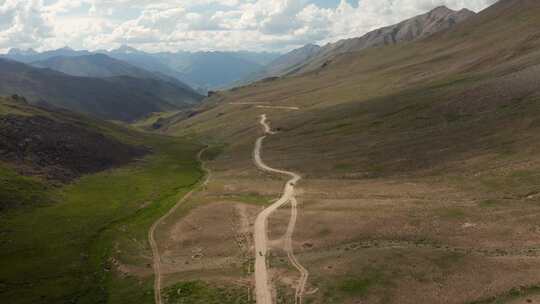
[0,97,204,304]
[158,1,540,303]
[170,0,540,170]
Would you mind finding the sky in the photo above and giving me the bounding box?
[0,0,498,54]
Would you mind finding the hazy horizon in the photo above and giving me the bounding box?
[1,0,497,54]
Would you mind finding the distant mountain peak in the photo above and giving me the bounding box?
[428,5,475,18]
[115,45,139,54]
[459,8,476,14]
[430,5,453,13]
[8,48,37,56]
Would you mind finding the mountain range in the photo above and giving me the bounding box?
[3,46,280,90]
[0,5,489,123]
[0,58,202,121]
[247,5,476,82]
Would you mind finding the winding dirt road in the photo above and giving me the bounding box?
[148,147,210,304]
[229,102,300,110]
[253,114,308,304]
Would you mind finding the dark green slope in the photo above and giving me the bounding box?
[0,95,203,303]
[0,59,203,121]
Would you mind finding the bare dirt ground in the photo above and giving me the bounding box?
[252,114,307,304]
[153,99,540,304]
[291,177,540,303]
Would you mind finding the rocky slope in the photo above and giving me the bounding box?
[0,96,147,182]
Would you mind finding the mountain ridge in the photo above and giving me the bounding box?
[3,47,281,90]
[249,5,476,81]
[0,58,202,121]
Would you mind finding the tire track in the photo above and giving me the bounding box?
[149,147,210,304]
[253,114,308,304]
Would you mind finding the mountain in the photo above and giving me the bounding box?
[103,46,280,90]
[151,51,270,89]
[103,46,187,83]
[229,51,281,66]
[162,1,540,303]
[241,43,322,83]
[4,46,91,63]
[32,53,167,80]
[0,58,202,121]
[4,46,282,90]
[323,6,475,54]
[30,54,198,93]
[254,6,475,78]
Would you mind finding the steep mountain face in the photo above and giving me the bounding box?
[327,6,475,53]
[285,6,475,75]
[0,59,202,121]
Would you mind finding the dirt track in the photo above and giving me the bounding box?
[253,114,308,304]
[229,102,300,110]
[148,147,210,304]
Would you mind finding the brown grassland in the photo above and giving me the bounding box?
[148,1,540,303]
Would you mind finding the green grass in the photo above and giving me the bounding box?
[0,135,203,304]
[478,169,540,197]
[436,207,466,220]
[340,276,380,297]
[468,285,540,304]
[320,266,394,302]
[479,199,504,208]
[201,145,226,161]
[219,192,275,206]
[334,163,353,171]
[0,166,52,210]
[163,281,250,304]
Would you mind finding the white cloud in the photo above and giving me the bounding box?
[0,0,54,51]
[0,0,498,53]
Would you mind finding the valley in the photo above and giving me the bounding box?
[1,0,540,304]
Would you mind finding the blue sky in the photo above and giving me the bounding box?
[0,0,497,53]
[309,0,346,8]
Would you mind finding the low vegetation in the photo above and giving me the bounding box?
[0,97,204,304]
[163,281,250,304]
